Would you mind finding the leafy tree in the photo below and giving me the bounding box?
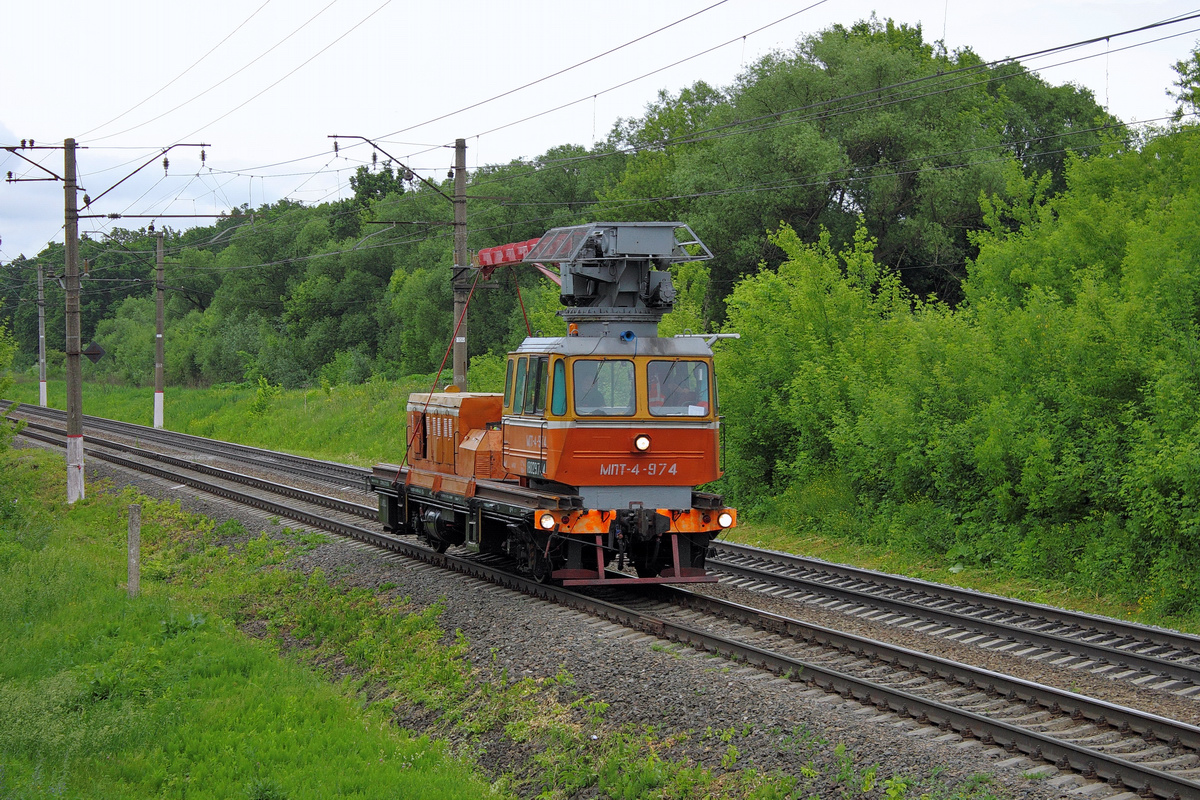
[602,16,1119,315]
[90,296,155,385]
[348,162,408,203]
[388,266,453,375]
[1169,40,1200,121]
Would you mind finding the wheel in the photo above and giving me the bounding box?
[633,545,669,578]
[528,544,552,583]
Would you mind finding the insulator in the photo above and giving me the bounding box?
[29,139,34,147]
[162,157,170,173]
[447,168,454,179]
[371,151,377,166]
[20,139,26,148]
[200,149,206,164]
[149,221,155,232]
[83,194,91,207]
[333,140,339,155]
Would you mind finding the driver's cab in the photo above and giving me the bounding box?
[501,353,713,421]
[499,336,717,484]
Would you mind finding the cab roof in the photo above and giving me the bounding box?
[513,335,713,358]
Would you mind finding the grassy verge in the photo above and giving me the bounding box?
[0,446,493,799]
[1,445,1018,800]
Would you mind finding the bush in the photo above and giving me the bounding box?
[717,127,1200,616]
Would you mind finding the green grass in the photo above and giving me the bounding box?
[5,376,433,466]
[0,446,494,799]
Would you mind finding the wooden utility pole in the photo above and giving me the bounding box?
[154,233,165,428]
[64,138,85,503]
[451,138,469,390]
[37,260,47,407]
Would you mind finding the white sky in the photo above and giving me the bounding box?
[2,0,1198,263]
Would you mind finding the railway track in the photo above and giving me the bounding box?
[11,411,1200,797]
[707,542,1200,696]
[9,402,1194,698]
[622,585,1200,799]
[11,404,1200,696]
[0,400,370,490]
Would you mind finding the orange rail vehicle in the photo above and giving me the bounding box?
[369,222,737,585]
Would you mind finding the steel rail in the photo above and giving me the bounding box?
[17,427,375,520]
[707,553,1200,686]
[2,400,370,486]
[663,587,1200,752]
[712,541,1200,670]
[648,611,1200,800]
[17,425,1200,799]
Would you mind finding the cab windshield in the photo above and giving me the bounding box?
[573,359,635,416]
[647,360,710,416]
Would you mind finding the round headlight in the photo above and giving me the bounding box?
[538,512,556,530]
[717,512,734,528]
[634,434,652,452]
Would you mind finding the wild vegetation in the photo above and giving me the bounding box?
[717,72,1200,620]
[3,20,1200,619]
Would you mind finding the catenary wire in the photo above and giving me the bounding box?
[78,0,275,140]
[84,1,342,144]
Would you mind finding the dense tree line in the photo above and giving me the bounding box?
[2,18,1115,388]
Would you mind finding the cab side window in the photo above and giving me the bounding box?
[503,358,515,412]
[523,357,543,414]
[532,356,549,414]
[512,357,527,415]
[550,360,567,415]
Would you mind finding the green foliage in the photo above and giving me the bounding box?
[660,260,712,336]
[466,352,506,392]
[89,295,156,384]
[388,266,453,374]
[720,125,1200,618]
[1169,40,1200,121]
[318,349,373,386]
[601,16,1119,312]
[248,376,282,415]
[516,277,569,340]
[0,17,1121,388]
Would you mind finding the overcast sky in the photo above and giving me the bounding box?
[2,0,1198,262]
